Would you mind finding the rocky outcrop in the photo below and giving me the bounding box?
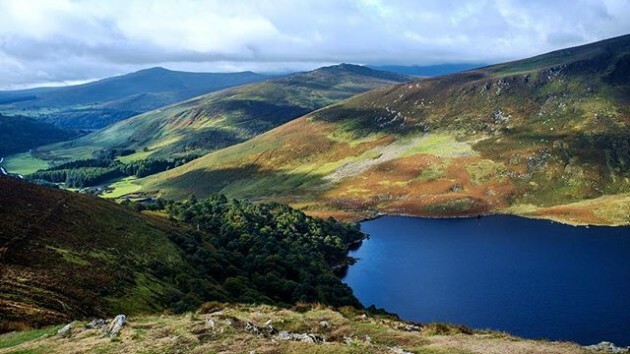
[584,341,630,353]
[277,331,325,344]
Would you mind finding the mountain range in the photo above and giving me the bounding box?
[0,67,267,130]
[24,65,411,163]
[137,34,630,226]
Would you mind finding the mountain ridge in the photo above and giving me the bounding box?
[139,34,630,226]
[25,64,412,164]
[0,68,268,129]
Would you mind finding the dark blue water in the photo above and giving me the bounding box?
[343,215,630,345]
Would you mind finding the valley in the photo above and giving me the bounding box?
[1,19,629,354]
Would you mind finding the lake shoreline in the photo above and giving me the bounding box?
[344,215,630,346]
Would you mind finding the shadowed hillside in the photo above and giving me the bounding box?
[0,177,363,332]
[140,35,630,226]
[0,68,267,129]
[0,115,79,156]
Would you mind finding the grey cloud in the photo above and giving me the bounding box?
[0,0,628,88]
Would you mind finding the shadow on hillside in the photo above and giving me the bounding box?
[152,164,327,200]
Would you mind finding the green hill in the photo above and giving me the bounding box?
[0,68,267,129]
[28,64,410,164]
[0,177,362,332]
[140,34,630,226]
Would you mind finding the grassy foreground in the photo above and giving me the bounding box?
[0,304,590,354]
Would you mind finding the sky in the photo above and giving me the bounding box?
[0,0,628,89]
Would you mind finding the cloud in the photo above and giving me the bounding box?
[0,0,628,88]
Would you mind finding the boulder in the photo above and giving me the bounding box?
[57,323,72,338]
[106,314,126,337]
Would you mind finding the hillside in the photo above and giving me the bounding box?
[140,34,630,226]
[0,177,362,332]
[28,64,411,164]
[0,68,267,129]
[0,115,79,156]
[0,304,594,354]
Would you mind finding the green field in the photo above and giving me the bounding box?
[3,153,50,175]
[100,177,142,199]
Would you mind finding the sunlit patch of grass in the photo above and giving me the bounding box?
[400,134,475,158]
[100,177,141,199]
[116,150,153,164]
[2,153,50,175]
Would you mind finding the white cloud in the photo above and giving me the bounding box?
[0,0,628,88]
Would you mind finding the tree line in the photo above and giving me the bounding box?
[29,152,200,188]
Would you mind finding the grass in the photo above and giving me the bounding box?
[100,177,142,199]
[0,327,57,350]
[116,150,153,164]
[400,134,474,158]
[0,304,589,354]
[2,153,49,175]
[423,198,476,215]
[465,159,507,185]
[45,246,90,266]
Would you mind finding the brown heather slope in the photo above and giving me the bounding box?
[0,177,196,331]
[140,34,630,226]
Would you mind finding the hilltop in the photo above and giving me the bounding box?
[140,35,630,226]
[0,68,267,129]
[25,64,410,165]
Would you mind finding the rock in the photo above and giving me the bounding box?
[57,323,72,338]
[319,320,331,329]
[244,322,261,336]
[450,184,463,192]
[106,314,126,337]
[205,318,215,330]
[390,348,413,354]
[402,324,421,332]
[277,331,324,344]
[85,319,106,330]
[584,341,630,353]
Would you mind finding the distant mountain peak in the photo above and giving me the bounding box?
[311,63,411,81]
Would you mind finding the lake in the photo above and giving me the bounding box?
[343,215,630,346]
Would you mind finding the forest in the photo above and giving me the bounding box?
[158,195,364,312]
